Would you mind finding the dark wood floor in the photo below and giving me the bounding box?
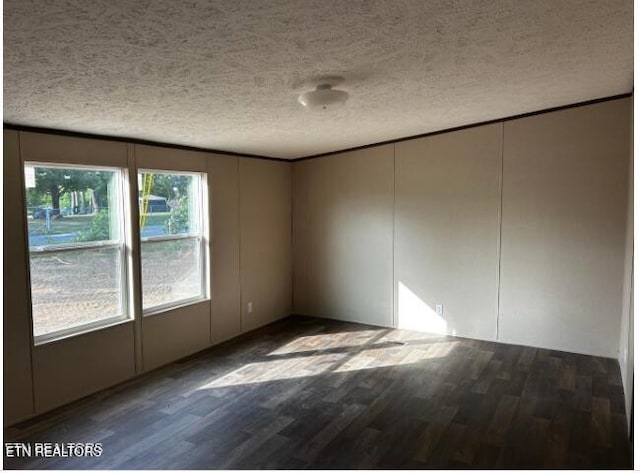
[4,316,632,469]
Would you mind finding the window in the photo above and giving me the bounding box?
[24,163,128,342]
[22,163,208,342]
[138,170,207,312]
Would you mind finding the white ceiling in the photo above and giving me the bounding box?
[4,0,633,159]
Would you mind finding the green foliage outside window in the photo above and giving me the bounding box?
[164,197,190,234]
[76,210,111,242]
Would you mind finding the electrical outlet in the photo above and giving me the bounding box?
[248,302,253,314]
[435,304,443,316]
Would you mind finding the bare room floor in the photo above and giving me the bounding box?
[3,316,632,469]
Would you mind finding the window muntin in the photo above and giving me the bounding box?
[138,170,206,313]
[24,163,128,342]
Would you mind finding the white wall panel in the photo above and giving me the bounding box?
[33,321,135,413]
[395,124,502,340]
[142,302,210,371]
[209,154,242,343]
[20,132,127,167]
[239,159,292,332]
[296,146,394,327]
[500,98,630,357]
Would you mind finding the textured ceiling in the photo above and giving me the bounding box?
[4,0,633,159]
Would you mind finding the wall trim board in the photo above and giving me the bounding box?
[294,92,632,161]
[4,92,631,163]
[2,124,290,162]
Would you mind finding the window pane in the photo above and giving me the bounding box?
[30,247,124,337]
[24,163,127,341]
[25,165,121,246]
[141,238,202,310]
[138,172,199,238]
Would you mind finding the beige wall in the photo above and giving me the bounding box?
[293,97,631,360]
[4,130,35,425]
[395,124,502,341]
[500,99,630,357]
[33,322,136,413]
[618,95,633,431]
[209,154,242,344]
[3,96,631,425]
[292,162,308,314]
[239,159,292,332]
[3,132,292,426]
[142,302,211,372]
[293,146,394,326]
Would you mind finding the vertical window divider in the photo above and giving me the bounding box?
[118,167,130,328]
[200,172,211,303]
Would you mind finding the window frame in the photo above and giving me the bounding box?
[137,169,208,316]
[24,161,131,345]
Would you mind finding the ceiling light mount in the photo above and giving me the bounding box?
[298,76,349,110]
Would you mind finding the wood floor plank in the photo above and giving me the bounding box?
[558,358,577,391]
[220,415,293,469]
[590,397,613,448]
[412,405,458,462]
[485,394,520,447]
[293,402,366,462]
[107,413,201,468]
[3,315,632,469]
[544,419,570,468]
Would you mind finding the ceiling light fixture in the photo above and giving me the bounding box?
[298,77,349,110]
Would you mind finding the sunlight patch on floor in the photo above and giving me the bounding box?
[333,342,459,372]
[195,338,460,389]
[197,353,343,389]
[268,329,383,355]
